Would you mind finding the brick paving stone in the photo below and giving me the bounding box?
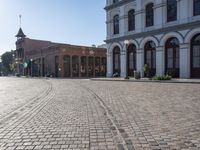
[15,146,25,150]
[25,145,35,149]
[0,78,199,150]
[33,145,43,149]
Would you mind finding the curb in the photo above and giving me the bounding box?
[90,78,200,84]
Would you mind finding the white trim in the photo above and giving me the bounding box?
[122,39,139,50]
[184,28,200,43]
[108,42,122,54]
[160,32,184,46]
[139,36,159,49]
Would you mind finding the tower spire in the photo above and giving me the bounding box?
[15,14,26,38]
[19,15,21,28]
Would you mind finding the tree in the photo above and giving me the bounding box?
[1,50,15,74]
[0,62,7,75]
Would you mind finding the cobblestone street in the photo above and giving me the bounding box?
[0,77,200,150]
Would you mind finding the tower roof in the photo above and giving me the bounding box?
[15,28,26,38]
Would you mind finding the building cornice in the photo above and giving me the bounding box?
[105,21,200,43]
[104,0,135,11]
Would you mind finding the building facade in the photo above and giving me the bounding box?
[15,29,106,78]
[105,0,200,78]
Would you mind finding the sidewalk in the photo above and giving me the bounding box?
[91,77,200,84]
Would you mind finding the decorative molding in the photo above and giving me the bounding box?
[153,3,166,9]
[180,43,190,49]
[156,46,164,52]
[105,0,136,11]
[105,21,200,44]
[135,10,144,15]
[136,48,143,53]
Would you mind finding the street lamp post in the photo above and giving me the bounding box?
[12,54,15,75]
[58,68,61,78]
[30,59,33,77]
[16,61,19,75]
[124,40,130,79]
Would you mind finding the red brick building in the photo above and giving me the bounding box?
[15,28,106,78]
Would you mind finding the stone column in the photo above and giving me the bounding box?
[107,52,113,77]
[120,6,125,36]
[135,0,143,33]
[124,15,128,35]
[178,0,189,24]
[106,12,112,40]
[41,56,43,77]
[99,57,102,77]
[70,56,72,77]
[59,54,63,78]
[156,46,165,76]
[86,56,89,77]
[93,57,95,78]
[78,56,81,78]
[180,43,190,78]
[136,48,144,77]
[120,50,126,77]
[154,1,166,29]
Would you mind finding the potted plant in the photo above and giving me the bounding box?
[143,64,150,78]
[113,72,119,77]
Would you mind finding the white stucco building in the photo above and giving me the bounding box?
[105,0,200,78]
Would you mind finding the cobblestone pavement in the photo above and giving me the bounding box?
[0,78,200,150]
[0,77,50,119]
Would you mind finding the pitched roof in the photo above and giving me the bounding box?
[15,28,26,38]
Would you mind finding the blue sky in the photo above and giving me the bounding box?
[0,0,106,55]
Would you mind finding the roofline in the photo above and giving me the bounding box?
[104,0,135,11]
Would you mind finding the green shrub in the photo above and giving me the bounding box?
[151,74,172,81]
[163,74,172,80]
[15,73,21,77]
[143,64,149,77]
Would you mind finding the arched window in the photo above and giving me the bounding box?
[127,44,136,76]
[167,0,177,22]
[165,37,180,77]
[113,46,120,75]
[144,41,156,77]
[128,9,135,31]
[146,3,154,27]
[194,0,200,16]
[191,34,200,78]
[113,15,119,34]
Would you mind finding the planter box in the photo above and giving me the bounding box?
[134,71,141,79]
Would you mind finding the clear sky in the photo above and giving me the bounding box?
[0,0,106,55]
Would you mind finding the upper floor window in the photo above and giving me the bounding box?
[167,0,177,22]
[146,3,154,27]
[194,0,200,16]
[128,9,135,31]
[113,0,119,4]
[113,15,119,34]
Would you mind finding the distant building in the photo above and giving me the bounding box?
[15,28,106,78]
[105,0,200,78]
[98,44,107,49]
